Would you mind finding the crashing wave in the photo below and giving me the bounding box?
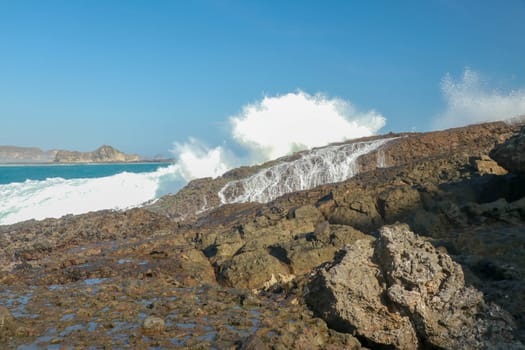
[0,165,185,226]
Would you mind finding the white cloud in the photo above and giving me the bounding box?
[434,68,525,129]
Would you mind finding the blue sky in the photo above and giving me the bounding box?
[1,0,525,156]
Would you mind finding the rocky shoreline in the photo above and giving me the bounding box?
[1,121,525,348]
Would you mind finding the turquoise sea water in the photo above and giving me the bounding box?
[0,163,171,185]
[0,162,179,225]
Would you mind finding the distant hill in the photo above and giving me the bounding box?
[53,145,141,163]
[0,146,57,163]
[0,145,141,164]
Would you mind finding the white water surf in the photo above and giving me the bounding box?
[218,138,393,204]
[0,165,185,225]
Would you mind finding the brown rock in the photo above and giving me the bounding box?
[470,155,508,175]
[288,204,323,222]
[306,224,522,349]
[490,125,525,174]
[240,335,269,350]
[306,239,418,349]
[142,316,165,335]
[376,225,517,349]
[377,185,421,221]
[219,251,290,289]
[0,306,16,339]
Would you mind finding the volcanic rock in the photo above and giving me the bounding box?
[239,335,269,350]
[491,126,525,174]
[306,238,418,349]
[306,224,522,349]
[0,306,16,340]
[148,121,520,221]
[142,316,166,335]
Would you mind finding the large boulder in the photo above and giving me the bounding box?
[490,126,525,174]
[306,224,522,349]
[306,239,418,349]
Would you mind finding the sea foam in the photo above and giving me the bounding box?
[0,165,182,225]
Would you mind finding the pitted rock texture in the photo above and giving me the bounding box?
[491,125,525,174]
[306,224,523,350]
[306,239,418,349]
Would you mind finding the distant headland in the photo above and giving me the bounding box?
[53,145,140,163]
[0,144,170,164]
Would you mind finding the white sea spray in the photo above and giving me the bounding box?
[218,138,394,204]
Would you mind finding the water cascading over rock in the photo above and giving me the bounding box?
[218,138,394,204]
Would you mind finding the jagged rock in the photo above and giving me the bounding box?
[287,204,323,222]
[470,155,508,175]
[240,335,269,350]
[377,225,519,349]
[377,185,421,221]
[327,198,383,231]
[285,224,372,275]
[142,316,166,335]
[219,251,291,289]
[306,239,418,349]
[147,122,519,222]
[0,306,16,339]
[213,217,373,287]
[490,126,525,174]
[306,224,522,350]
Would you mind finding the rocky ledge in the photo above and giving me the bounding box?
[1,122,525,348]
[491,125,525,174]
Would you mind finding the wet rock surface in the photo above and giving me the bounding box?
[0,230,359,348]
[1,122,525,348]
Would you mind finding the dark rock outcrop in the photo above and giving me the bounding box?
[148,121,519,221]
[306,224,522,349]
[491,125,525,174]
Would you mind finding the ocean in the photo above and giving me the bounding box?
[0,162,179,226]
[0,163,171,185]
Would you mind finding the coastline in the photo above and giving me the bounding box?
[0,160,174,167]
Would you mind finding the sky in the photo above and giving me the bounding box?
[1,0,525,157]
